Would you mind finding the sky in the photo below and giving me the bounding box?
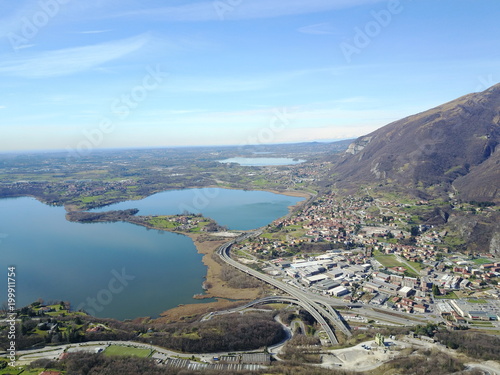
[0,0,499,152]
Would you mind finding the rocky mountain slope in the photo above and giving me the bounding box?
[329,83,500,254]
[333,83,500,203]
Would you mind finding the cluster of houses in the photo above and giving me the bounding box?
[231,191,500,323]
[261,245,500,319]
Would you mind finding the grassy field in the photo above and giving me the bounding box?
[472,258,493,265]
[103,345,152,358]
[406,260,424,271]
[148,216,180,229]
[0,367,23,375]
[435,291,459,299]
[373,252,420,276]
[12,369,44,375]
[470,321,493,326]
[374,254,402,268]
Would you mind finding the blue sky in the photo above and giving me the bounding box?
[0,0,499,152]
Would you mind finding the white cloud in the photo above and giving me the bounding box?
[13,43,36,51]
[168,76,270,93]
[77,29,112,34]
[165,67,345,94]
[0,34,149,78]
[115,0,386,21]
[297,23,337,35]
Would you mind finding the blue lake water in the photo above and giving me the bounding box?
[218,157,305,166]
[92,188,304,230]
[0,189,303,319]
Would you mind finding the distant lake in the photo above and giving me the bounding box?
[218,157,305,166]
[0,189,303,319]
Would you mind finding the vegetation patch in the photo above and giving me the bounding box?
[103,345,152,358]
[148,217,180,229]
[435,330,500,360]
[374,254,403,268]
[468,298,487,304]
[472,258,492,265]
[435,291,459,299]
[376,348,464,375]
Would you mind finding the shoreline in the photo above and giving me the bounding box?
[204,184,313,200]
[62,186,312,213]
[58,186,312,321]
[155,231,264,322]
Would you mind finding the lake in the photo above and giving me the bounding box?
[218,157,305,166]
[0,189,303,319]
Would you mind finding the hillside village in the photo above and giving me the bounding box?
[231,191,500,326]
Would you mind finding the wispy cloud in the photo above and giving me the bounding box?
[77,29,113,34]
[114,0,386,21]
[298,23,337,35]
[13,43,36,50]
[169,76,270,93]
[166,67,346,94]
[0,34,149,78]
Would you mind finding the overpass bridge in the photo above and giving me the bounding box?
[216,235,352,344]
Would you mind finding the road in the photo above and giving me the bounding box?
[465,362,500,375]
[217,234,351,344]
[216,230,433,341]
[3,340,273,368]
[395,255,422,276]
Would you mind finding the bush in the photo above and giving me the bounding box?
[435,331,500,360]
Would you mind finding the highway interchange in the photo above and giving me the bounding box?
[216,231,431,345]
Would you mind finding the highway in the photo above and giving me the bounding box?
[217,235,351,344]
[216,230,430,345]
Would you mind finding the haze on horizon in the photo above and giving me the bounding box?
[0,0,499,152]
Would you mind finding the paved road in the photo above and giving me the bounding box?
[465,362,500,375]
[4,340,272,367]
[216,229,433,338]
[217,234,351,344]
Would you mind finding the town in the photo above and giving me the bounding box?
[230,190,500,329]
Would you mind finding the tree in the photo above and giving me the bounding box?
[432,284,441,296]
[410,226,420,237]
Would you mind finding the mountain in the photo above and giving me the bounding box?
[332,83,500,203]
